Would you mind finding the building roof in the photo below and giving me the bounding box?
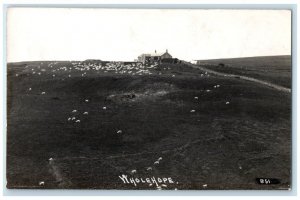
[150,52,165,57]
[140,50,170,57]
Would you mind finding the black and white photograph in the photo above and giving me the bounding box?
[5,7,292,190]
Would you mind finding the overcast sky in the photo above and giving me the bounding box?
[7,8,291,62]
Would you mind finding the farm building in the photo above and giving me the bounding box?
[137,50,172,64]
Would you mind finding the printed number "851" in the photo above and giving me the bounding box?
[260,179,271,184]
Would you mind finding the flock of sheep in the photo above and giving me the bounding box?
[18,60,230,190]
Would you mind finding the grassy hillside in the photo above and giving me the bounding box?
[196,55,291,88]
[7,61,291,189]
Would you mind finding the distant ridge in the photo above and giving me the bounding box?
[196,55,291,68]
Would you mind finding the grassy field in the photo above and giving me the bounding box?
[7,59,291,190]
[196,55,291,88]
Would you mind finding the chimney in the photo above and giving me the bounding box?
[166,49,168,53]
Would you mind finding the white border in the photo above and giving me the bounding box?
[0,0,298,199]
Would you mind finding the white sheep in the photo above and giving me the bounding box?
[154,161,160,165]
[131,169,137,174]
[75,120,80,123]
[83,112,88,115]
[72,110,77,113]
[194,97,198,100]
[117,130,122,134]
[85,99,89,102]
[226,101,230,105]
[158,157,162,161]
[41,92,46,95]
[190,110,196,113]
[102,106,107,110]
[146,167,152,171]
[39,181,45,186]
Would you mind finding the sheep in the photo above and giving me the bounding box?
[146,167,152,171]
[72,110,77,113]
[131,169,137,174]
[49,158,53,161]
[39,181,45,186]
[68,117,71,121]
[102,106,107,110]
[161,184,167,188]
[203,184,208,188]
[158,157,162,161]
[206,89,211,92]
[41,92,46,95]
[71,117,76,120]
[226,101,230,105]
[194,96,198,100]
[83,112,88,115]
[85,99,89,102]
[154,161,160,165]
[190,110,196,113]
[117,130,122,134]
[28,88,32,91]
[75,120,80,123]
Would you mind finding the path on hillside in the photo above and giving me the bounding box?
[185,62,291,93]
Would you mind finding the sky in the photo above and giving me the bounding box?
[7,8,291,62]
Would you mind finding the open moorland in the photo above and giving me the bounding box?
[7,57,291,189]
[196,55,291,88]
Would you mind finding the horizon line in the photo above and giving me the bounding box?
[7,54,291,64]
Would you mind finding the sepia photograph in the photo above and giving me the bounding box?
[6,7,292,190]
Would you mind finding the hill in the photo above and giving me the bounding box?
[6,60,291,189]
[196,55,291,88]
